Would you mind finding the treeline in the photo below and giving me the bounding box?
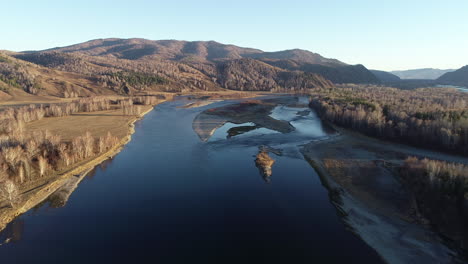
[0,130,120,183]
[0,129,120,207]
[400,157,468,251]
[1,98,104,135]
[402,157,468,200]
[309,85,468,155]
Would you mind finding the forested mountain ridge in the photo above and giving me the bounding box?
[0,52,119,98]
[9,38,463,98]
[45,38,378,84]
[217,58,333,91]
[0,38,387,97]
[437,65,468,87]
[45,38,263,62]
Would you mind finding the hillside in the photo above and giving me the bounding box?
[46,38,262,62]
[295,64,379,84]
[437,65,468,87]
[391,68,455,80]
[217,58,333,91]
[0,52,119,100]
[40,38,377,84]
[0,38,397,99]
[244,49,344,66]
[250,59,378,84]
[47,39,342,66]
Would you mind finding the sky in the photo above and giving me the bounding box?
[1,0,467,71]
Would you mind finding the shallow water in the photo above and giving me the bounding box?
[0,98,383,263]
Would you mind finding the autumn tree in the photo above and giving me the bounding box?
[0,180,18,208]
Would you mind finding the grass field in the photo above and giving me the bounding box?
[26,105,153,141]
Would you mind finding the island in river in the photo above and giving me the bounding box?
[255,149,276,182]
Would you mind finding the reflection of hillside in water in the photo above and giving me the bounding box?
[0,219,24,246]
[47,158,115,208]
[0,152,117,246]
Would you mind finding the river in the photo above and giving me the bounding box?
[0,98,384,263]
[436,84,467,93]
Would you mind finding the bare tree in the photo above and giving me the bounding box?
[37,155,48,177]
[83,132,94,158]
[0,180,18,208]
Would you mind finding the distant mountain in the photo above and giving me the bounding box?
[46,38,262,62]
[0,38,389,98]
[370,70,401,82]
[1,38,350,97]
[391,68,455,80]
[296,64,379,84]
[42,38,378,84]
[244,49,344,66]
[437,65,468,87]
[46,39,344,66]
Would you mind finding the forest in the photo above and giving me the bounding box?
[309,85,468,155]
[401,157,468,201]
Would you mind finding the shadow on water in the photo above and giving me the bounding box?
[227,124,259,138]
[0,219,24,246]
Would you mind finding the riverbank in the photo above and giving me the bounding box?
[0,102,160,232]
[301,126,468,263]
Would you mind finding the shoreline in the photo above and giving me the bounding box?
[0,103,159,232]
[300,130,463,263]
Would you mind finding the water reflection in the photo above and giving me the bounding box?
[0,219,24,246]
[46,158,116,208]
[227,124,258,138]
[209,122,280,141]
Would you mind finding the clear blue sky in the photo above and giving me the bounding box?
[1,0,467,71]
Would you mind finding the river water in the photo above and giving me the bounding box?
[436,84,468,93]
[0,98,384,263]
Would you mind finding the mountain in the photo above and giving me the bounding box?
[295,64,379,84]
[45,38,262,62]
[45,39,342,66]
[43,38,378,84]
[370,70,401,82]
[217,58,333,91]
[0,38,385,98]
[244,49,344,66]
[437,65,468,87]
[391,68,455,80]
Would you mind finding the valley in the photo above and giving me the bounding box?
[0,38,467,264]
